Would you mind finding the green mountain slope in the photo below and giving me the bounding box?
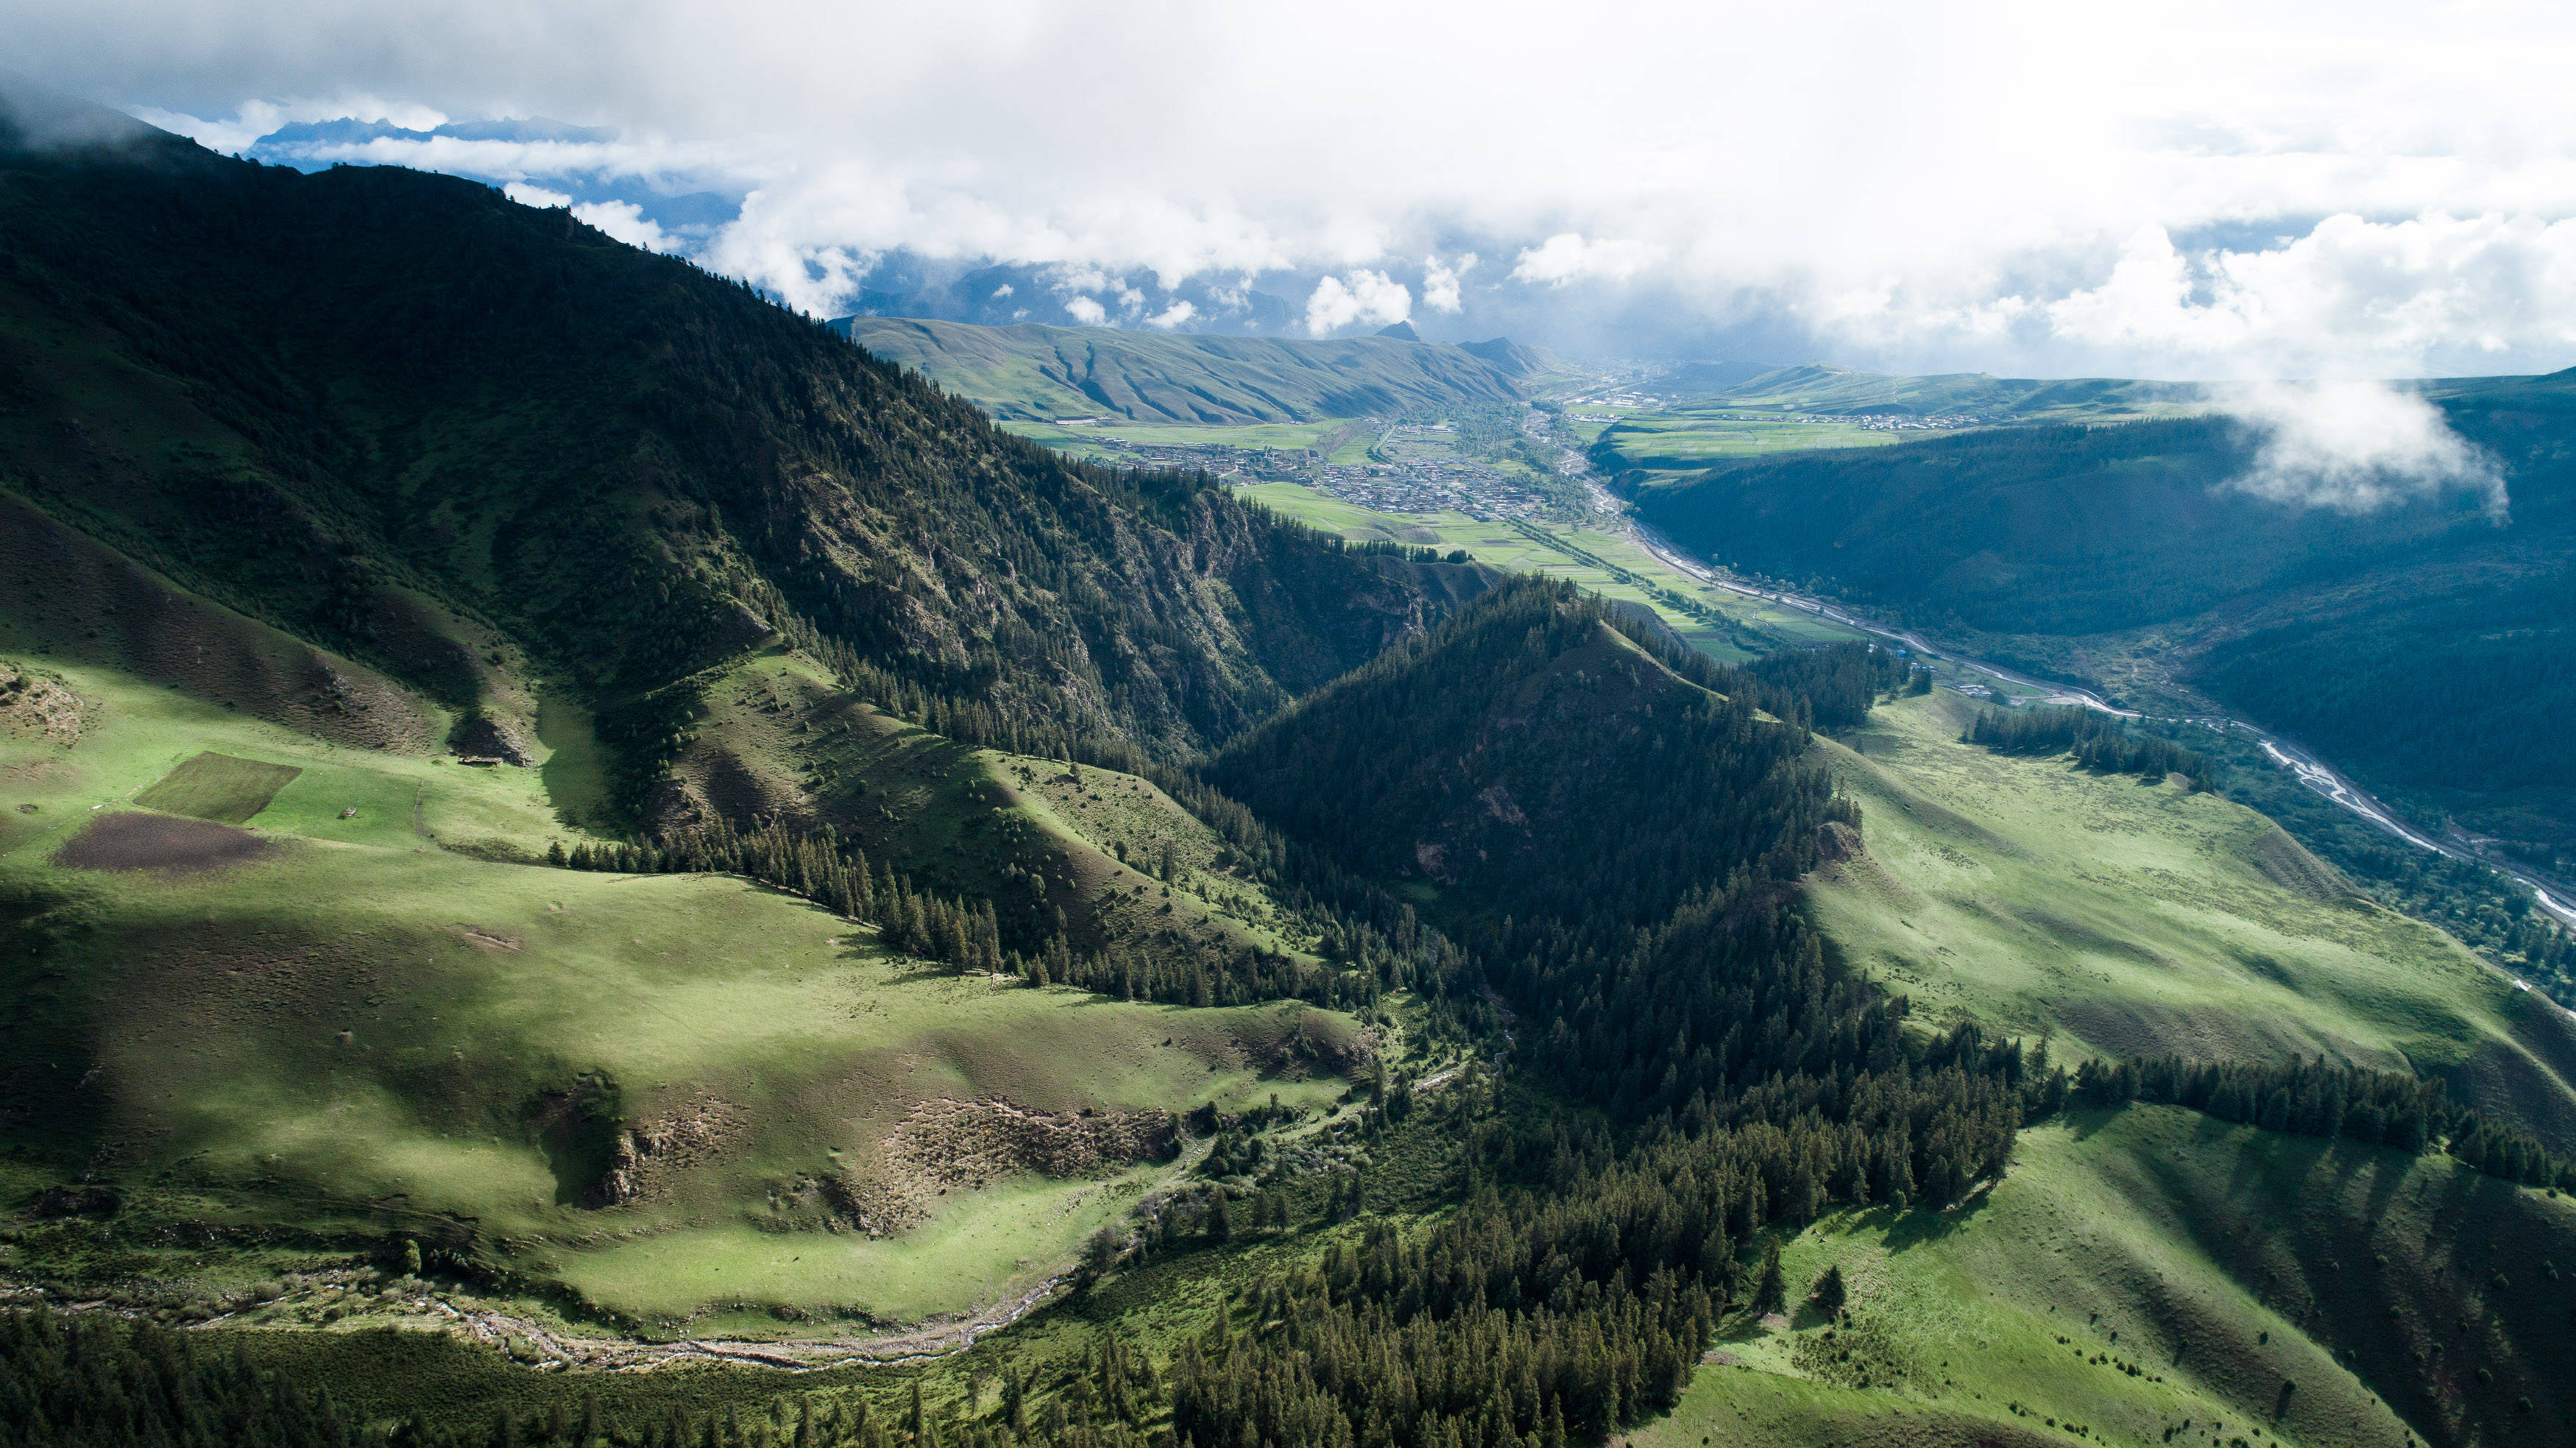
[0,110,1482,827]
[1639,1105,2576,1448]
[1697,363,2221,420]
[1209,577,1830,933]
[836,316,1532,423]
[0,97,1427,1337]
[1631,400,2576,869]
[1810,693,2576,1147]
[0,657,1351,1332]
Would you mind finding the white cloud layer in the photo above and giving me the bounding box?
[1422,252,1475,313]
[1512,234,1662,288]
[26,0,2576,370]
[2226,381,2508,518]
[1304,271,1411,336]
[570,198,672,252]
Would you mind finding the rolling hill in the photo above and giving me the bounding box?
[835,316,1546,423]
[1689,363,2223,419]
[10,83,2576,1448]
[1630,398,2576,875]
[1809,691,2576,1148]
[0,651,1356,1337]
[0,92,1434,1337]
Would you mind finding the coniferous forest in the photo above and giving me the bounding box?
[6,91,2576,1448]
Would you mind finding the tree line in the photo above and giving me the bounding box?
[1744,642,1917,730]
[1964,705,2213,787]
[2073,1053,2576,1190]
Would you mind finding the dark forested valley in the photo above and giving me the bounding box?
[1631,401,2576,872]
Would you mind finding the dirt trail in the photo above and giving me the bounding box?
[394,1274,1073,1373]
[155,1136,1231,1373]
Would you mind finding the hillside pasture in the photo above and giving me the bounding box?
[132,750,301,822]
[1808,693,2576,1146]
[1637,1105,2575,1448]
[0,654,1364,1332]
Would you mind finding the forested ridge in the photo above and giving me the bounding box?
[1627,404,2576,866]
[1161,580,2058,1444]
[0,115,1480,821]
[10,98,2576,1448]
[1210,581,1886,933]
[2072,1053,2576,1189]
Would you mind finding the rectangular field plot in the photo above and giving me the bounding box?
[133,751,302,823]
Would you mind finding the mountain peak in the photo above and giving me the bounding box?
[1373,319,1423,342]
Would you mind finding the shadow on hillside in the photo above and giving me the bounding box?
[1870,1184,2001,1255]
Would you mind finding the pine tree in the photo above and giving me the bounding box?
[1811,1264,1846,1316]
[1752,1246,1786,1315]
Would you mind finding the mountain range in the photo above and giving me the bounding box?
[4,88,2575,1448]
[834,315,1563,424]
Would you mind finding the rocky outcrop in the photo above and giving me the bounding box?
[830,1099,1178,1235]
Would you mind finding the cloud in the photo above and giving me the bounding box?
[1064,294,1108,325]
[1146,300,1196,329]
[133,95,447,155]
[1422,252,1476,312]
[39,1,2576,369]
[2034,216,2576,375]
[1511,234,1662,288]
[1304,270,1410,336]
[2224,381,2507,519]
[503,181,570,208]
[571,199,673,252]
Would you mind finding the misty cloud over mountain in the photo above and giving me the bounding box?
[22,1,2576,376]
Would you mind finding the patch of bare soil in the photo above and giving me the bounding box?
[831,1098,1176,1235]
[54,810,277,874]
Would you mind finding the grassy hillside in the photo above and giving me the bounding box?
[1630,398,2576,872]
[670,646,1319,969]
[1696,363,2222,420]
[837,317,1530,424]
[1636,1105,2576,1448]
[0,653,1362,1334]
[1584,364,2226,484]
[1808,693,2576,1147]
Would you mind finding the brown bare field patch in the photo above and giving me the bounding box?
[54,810,277,874]
[599,1098,750,1206]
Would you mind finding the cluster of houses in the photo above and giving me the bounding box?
[1309,458,1551,520]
